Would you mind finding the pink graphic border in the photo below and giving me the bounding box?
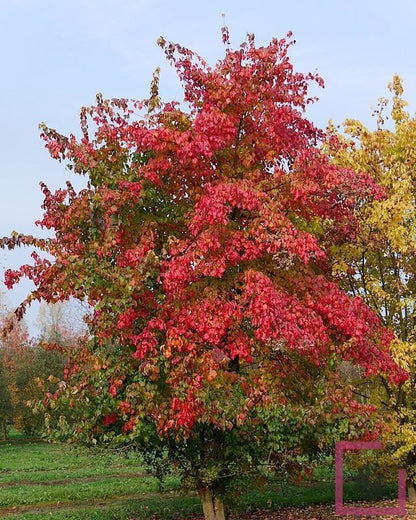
[335,441,406,516]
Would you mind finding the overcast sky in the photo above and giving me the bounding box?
[1,0,415,334]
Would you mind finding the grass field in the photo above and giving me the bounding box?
[0,433,398,519]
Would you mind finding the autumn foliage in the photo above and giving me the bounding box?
[0,31,407,518]
[0,301,68,439]
[328,76,416,499]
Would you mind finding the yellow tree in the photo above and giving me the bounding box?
[328,75,416,500]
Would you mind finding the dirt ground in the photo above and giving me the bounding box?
[225,500,416,519]
[188,500,416,519]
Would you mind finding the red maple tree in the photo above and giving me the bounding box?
[1,30,406,519]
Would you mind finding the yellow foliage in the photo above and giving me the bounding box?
[329,76,416,484]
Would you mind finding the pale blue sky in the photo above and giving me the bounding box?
[1,0,415,333]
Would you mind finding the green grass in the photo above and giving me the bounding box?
[0,439,198,519]
[0,438,398,519]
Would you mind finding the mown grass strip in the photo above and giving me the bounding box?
[0,443,143,473]
[0,465,148,485]
[0,491,201,519]
[0,472,148,488]
[0,474,179,507]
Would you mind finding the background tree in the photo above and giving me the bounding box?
[0,306,31,439]
[327,75,416,500]
[0,293,13,440]
[1,32,407,519]
[36,300,86,346]
[0,297,68,438]
[11,344,66,437]
[0,352,13,441]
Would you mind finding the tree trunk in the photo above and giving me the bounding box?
[1,420,7,442]
[198,487,226,520]
[407,481,416,503]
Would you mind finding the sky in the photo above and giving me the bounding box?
[1,0,415,335]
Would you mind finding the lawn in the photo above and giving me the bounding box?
[0,434,400,519]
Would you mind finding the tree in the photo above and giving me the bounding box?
[10,343,66,437]
[1,32,407,519]
[0,353,13,441]
[0,307,31,439]
[0,294,13,440]
[36,300,86,346]
[0,296,67,438]
[327,75,416,500]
